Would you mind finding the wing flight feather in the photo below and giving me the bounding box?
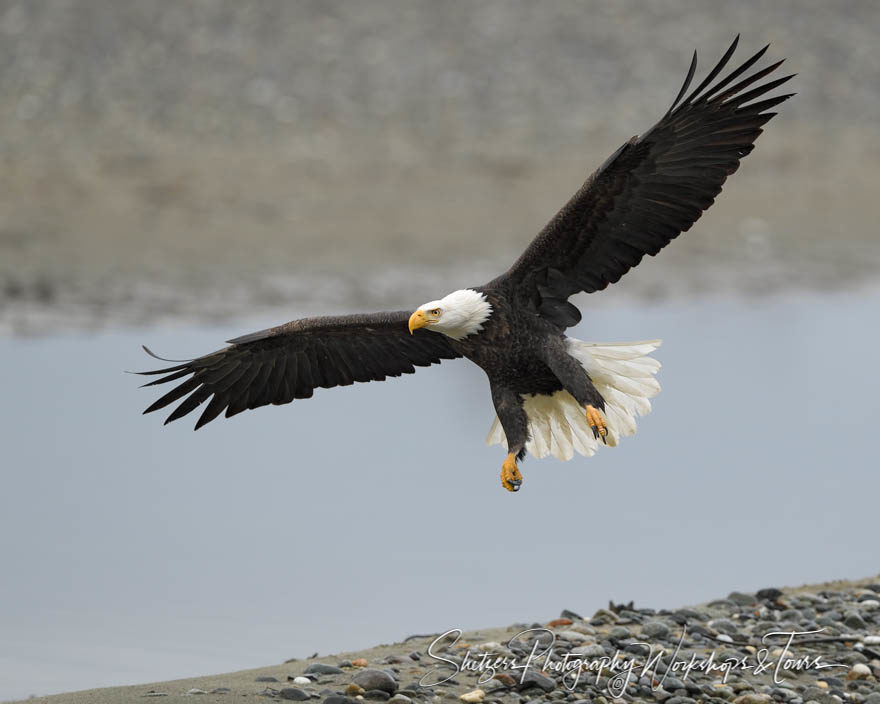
[488,37,795,322]
[138,311,461,429]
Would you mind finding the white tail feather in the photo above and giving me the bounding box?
[485,338,662,461]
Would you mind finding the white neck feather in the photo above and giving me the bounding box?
[421,289,493,341]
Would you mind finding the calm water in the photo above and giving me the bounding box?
[1,290,878,701]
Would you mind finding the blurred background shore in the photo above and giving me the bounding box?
[2,1,879,335]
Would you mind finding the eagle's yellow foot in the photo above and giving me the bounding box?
[586,404,608,444]
[500,453,522,492]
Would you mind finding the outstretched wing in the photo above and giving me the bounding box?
[488,36,795,328]
[138,311,461,429]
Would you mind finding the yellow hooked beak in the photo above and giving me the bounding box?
[408,309,438,334]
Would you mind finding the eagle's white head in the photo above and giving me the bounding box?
[408,289,493,341]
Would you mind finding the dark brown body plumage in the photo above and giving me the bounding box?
[451,289,564,397]
[450,287,605,460]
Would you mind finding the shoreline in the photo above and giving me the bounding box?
[14,576,880,704]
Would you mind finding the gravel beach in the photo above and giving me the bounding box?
[14,577,880,704]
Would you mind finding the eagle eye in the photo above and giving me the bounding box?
[431,308,441,316]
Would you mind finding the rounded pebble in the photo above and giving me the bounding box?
[306,663,346,675]
[847,663,872,680]
[641,621,671,639]
[519,670,556,692]
[732,694,772,704]
[547,618,573,627]
[352,670,398,695]
[845,612,869,629]
[728,591,758,606]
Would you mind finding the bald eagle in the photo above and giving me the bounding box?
[139,37,793,492]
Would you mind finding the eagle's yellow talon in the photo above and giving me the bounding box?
[500,453,522,492]
[586,404,608,444]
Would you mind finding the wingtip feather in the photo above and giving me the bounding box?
[667,50,698,114]
[681,34,742,106]
[142,345,194,363]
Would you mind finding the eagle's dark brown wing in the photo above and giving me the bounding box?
[487,36,795,328]
[138,311,461,429]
